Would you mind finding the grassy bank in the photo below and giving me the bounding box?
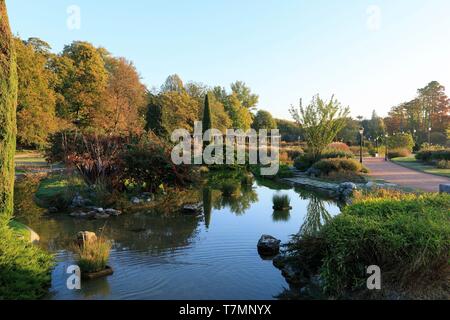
[287,190,450,299]
[392,156,450,178]
[0,221,54,300]
[8,220,31,241]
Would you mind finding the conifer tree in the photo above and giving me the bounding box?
[0,0,18,220]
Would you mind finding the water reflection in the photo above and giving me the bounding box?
[14,174,342,300]
[299,193,334,236]
[213,184,259,215]
[272,210,291,222]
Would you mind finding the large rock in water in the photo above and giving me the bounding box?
[76,231,97,247]
[257,235,281,256]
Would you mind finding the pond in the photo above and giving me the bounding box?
[14,177,341,300]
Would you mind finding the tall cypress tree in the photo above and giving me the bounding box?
[0,0,18,221]
[202,94,213,145]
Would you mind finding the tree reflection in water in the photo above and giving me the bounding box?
[297,190,334,237]
[272,210,291,222]
[214,183,258,215]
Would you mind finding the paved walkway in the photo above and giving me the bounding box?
[364,157,450,192]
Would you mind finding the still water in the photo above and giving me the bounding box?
[16,179,341,300]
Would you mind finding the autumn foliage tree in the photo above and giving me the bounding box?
[15,37,58,148]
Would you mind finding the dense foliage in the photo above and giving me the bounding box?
[287,191,450,298]
[0,1,54,300]
[290,95,350,161]
[312,158,363,175]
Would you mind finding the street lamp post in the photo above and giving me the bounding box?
[385,134,389,162]
[428,127,432,144]
[359,127,364,164]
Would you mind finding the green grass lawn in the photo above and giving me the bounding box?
[8,220,31,241]
[15,152,48,167]
[392,156,450,178]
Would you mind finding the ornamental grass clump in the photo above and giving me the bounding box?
[273,194,291,210]
[72,237,112,273]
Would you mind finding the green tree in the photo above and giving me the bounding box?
[207,93,232,133]
[226,94,253,130]
[276,119,303,142]
[366,110,386,140]
[0,0,17,219]
[202,94,213,142]
[387,133,415,151]
[230,81,259,110]
[290,95,350,160]
[336,117,360,146]
[146,91,200,139]
[14,37,58,148]
[161,74,185,93]
[57,41,108,128]
[252,110,277,131]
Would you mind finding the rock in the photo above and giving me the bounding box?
[48,207,58,213]
[310,275,324,288]
[131,197,141,205]
[182,203,203,216]
[70,211,93,218]
[366,181,375,189]
[439,184,450,194]
[71,194,91,207]
[94,212,110,219]
[338,182,357,198]
[95,207,104,213]
[257,235,281,256]
[76,231,97,246]
[306,167,321,178]
[105,208,122,216]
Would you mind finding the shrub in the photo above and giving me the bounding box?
[327,142,351,152]
[387,133,415,151]
[46,131,127,188]
[294,153,315,171]
[349,146,369,157]
[285,148,304,161]
[287,192,450,298]
[72,237,112,273]
[321,148,354,160]
[121,134,194,192]
[416,146,450,163]
[388,148,411,159]
[273,194,291,210]
[437,160,450,169]
[312,158,363,176]
[0,222,54,299]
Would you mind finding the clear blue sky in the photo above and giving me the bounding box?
[8,0,450,120]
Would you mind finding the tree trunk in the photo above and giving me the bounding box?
[0,0,18,221]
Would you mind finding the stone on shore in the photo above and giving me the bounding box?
[76,231,97,246]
